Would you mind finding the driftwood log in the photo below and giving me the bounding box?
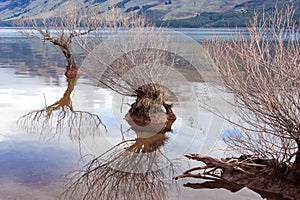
[175,154,300,200]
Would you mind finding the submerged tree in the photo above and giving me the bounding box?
[78,16,207,125]
[17,2,104,78]
[17,1,180,123]
[80,17,170,124]
[176,4,300,199]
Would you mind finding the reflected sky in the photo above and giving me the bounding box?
[0,140,78,185]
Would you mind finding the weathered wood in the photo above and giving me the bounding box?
[175,154,300,200]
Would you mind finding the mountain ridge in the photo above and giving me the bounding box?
[0,0,298,27]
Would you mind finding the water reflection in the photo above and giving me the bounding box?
[0,29,85,83]
[17,78,105,147]
[16,74,177,200]
[61,117,176,200]
[0,38,64,79]
[1,28,263,199]
[0,140,77,186]
[125,119,174,154]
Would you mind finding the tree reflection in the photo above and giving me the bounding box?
[61,118,176,200]
[17,77,105,143]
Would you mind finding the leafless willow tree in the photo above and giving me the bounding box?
[17,1,180,123]
[17,1,105,78]
[17,77,105,147]
[61,118,176,200]
[204,4,300,183]
[78,15,193,124]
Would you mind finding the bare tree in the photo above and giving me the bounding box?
[78,14,190,124]
[17,1,104,78]
[17,2,179,123]
[176,4,300,199]
[198,3,300,183]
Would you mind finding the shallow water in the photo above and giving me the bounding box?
[0,28,262,200]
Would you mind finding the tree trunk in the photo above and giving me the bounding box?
[61,46,76,70]
[289,141,300,183]
[59,46,82,78]
[126,100,151,126]
[163,103,176,120]
[126,101,176,127]
[125,84,176,126]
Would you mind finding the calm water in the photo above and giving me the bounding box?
[0,28,262,200]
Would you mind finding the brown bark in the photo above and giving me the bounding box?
[163,103,176,120]
[288,141,300,183]
[125,83,176,126]
[54,39,83,78]
[126,102,176,126]
[60,46,76,70]
[127,101,151,126]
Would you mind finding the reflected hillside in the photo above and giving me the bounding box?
[0,34,84,81]
[0,37,64,78]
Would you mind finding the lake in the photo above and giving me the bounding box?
[0,28,262,200]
